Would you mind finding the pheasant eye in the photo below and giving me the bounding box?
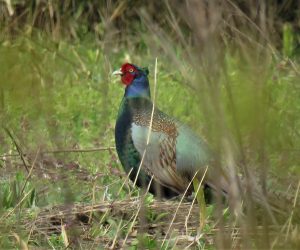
[128,68,134,73]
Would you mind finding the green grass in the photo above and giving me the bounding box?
[1,4,300,248]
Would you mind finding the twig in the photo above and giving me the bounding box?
[285,180,300,240]
[288,59,300,75]
[117,168,133,196]
[20,148,40,197]
[122,176,154,248]
[1,189,33,219]
[0,147,116,159]
[185,167,209,233]
[110,218,123,249]
[4,127,29,173]
[162,170,198,248]
[41,147,116,154]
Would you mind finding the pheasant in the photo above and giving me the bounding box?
[113,63,226,200]
[112,63,299,223]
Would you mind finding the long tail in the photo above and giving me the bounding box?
[205,172,300,223]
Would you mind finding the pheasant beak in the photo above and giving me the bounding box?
[112,68,123,76]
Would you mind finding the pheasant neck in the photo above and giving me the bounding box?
[124,76,151,99]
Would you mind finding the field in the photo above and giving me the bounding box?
[1,1,300,249]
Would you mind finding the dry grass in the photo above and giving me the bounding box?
[0,151,299,249]
[9,197,296,249]
[1,1,300,249]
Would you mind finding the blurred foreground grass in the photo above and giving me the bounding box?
[0,1,300,249]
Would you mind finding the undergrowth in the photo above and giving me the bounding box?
[0,1,300,249]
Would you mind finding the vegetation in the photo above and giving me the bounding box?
[0,1,300,249]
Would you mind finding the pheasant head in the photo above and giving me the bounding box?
[113,63,150,98]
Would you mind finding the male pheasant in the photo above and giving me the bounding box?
[113,63,227,200]
[113,63,299,224]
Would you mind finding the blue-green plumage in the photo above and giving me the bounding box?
[115,67,178,197]
[115,98,153,190]
[114,63,215,197]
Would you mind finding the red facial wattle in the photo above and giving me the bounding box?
[121,73,135,86]
[120,63,138,86]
